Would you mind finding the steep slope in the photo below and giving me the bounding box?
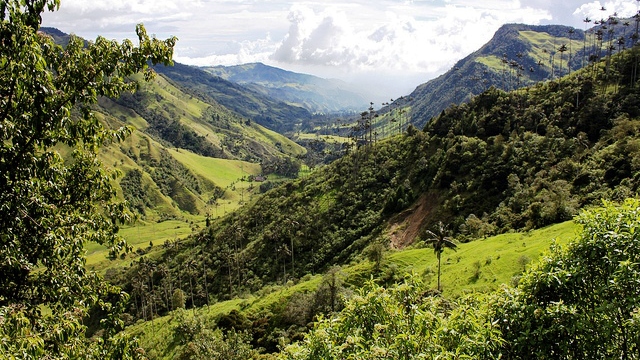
[202,62,368,113]
[114,46,640,325]
[41,28,306,220]
[98,72,305,218]
[153,62,312,133]
[408,20,636,128]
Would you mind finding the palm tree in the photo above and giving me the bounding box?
[583,17,592,68]
[558,44,568,76]
[568,28,575,73]
[424,221,457,291]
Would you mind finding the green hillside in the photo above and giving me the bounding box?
[109,44,640,357]
[93,71,306,216]
[73,71,312,274]
[407,19,636,129]
[127,220,578,359]
[154,62,313,133]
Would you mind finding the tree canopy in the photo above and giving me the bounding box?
[0,0,175,358]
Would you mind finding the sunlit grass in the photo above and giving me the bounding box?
[387,220,578,295]
[85,219,202,272]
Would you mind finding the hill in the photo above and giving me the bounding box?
[153,62,312,133]
[126,220,578,358]
[38,27,307,231]
[406,19,637,129]
[110,44,640,355]
[202,62,368,113]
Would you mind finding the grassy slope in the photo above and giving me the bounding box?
[392,220,577,295]
[86,220,198,272]
[84,73,307,273]
[128,220,577,358]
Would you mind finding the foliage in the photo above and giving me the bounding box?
[0,0,175,358]
[423,221,458,291]
[492,198,640,359]
[172,309,257,359]
[121,168,149,214]
[279,275,504,359]
[117,46,640,330]
[154,62,312,133]
[408,20,633,129]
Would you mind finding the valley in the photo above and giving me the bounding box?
[4,5,640,359]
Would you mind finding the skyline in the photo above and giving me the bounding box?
[43,1,640,98]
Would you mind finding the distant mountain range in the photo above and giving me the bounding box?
[201,62,369,113]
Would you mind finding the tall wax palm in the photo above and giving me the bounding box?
[568,28,575,73]
[583,17,592,68]
[424,221,457,291]
[558,44,568,76]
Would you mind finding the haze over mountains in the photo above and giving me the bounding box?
[201,62,370,113]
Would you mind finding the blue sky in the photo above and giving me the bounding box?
[43,0,640,97]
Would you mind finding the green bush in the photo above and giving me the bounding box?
[493,198,640,359]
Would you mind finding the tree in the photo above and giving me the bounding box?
[281,275,503,360]
[423,221,457,291]
[493,199,640,359]
[583,17,591,68]
[567,29,575,73]
[557,44,568,76]
[0,1,175,358]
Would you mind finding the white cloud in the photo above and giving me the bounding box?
[573,0,638,21]
[42,1,603,96]
[268,2,551,77]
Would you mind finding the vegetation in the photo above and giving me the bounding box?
[154,62,312,133]
[0,0,175,358]
[407,19,636,130]
[107,37,640,357]
[125,220,575,358]
[493,198,640,358]
[4,2,640,358]
[280,199,640,359]
[423,221,457,291]
[280,276,503,359]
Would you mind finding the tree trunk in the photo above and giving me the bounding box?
[437,252,442,291]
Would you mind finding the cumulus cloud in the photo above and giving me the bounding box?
[573,0,638,21]
[269,2,551,77]
[174,35,278,66]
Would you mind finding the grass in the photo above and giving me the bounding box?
[251,124,307,157]
[475,55,504,71]
[128,298,248,360]
[126,220,581,358]
[295,133,350,144]
[168,148,264,214]
[168,148,261,189]
[128,275,324,359]
[85,218,201,272]
[387,220,578,295]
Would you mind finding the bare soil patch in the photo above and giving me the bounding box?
[388,193,439,249]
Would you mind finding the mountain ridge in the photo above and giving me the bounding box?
[407,20,635,128]
[201,62,369,113]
